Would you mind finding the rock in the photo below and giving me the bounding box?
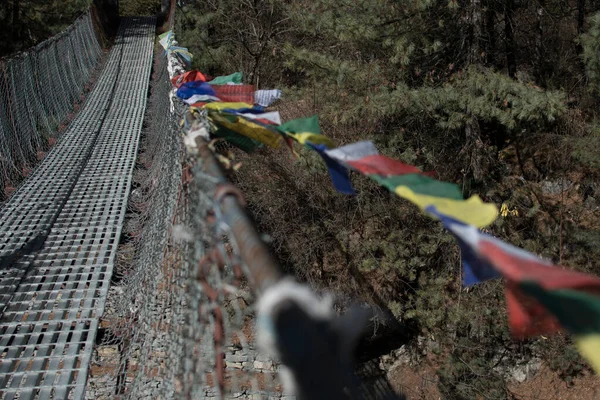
[416,336,428,356]
[584,196,599,211]
[511,368,527,383]
[226,361,244,369]
[226,354,249,363]
[254,360,273,370]
[525,358,542,379]
[255,353,271,362]
[541,179,572,195]
[385,345,413,373]
[393,345,411,365]
[496,357,542,383]
[426,339,440,354]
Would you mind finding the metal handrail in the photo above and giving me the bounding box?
[195,136,284,294]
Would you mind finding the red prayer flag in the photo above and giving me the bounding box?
[479,240,600,337]
[212,85,255,103]
[254,118,277,125]
[479,241,600,290]
[347,154,425,176]
[171,70,209,88]
[506,282,562,338]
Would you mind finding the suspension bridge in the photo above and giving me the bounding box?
[0,7,309,399]
[0,8,381,397]
[4,1,593,399]
[0,15,155,399]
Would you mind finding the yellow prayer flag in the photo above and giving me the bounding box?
[202,102,253,111]
[576,335,600,375]
[210,113,282,148]
[394,186,498,228]
[285,132,335,149]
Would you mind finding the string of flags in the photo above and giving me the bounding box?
[430,208,600,372]
[164,31,600,373]
[159,30,193,68]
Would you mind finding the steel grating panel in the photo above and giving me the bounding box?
[0,16,155,399]
[0,319,98,400]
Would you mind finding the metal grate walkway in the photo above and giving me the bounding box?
[0,17,155,399]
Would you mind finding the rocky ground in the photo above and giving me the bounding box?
[382,339,600,400]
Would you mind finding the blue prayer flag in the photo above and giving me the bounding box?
[309,144,355,195]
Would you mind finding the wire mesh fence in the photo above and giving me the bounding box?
[87,33,284,398]
[0,8,105,201]
[86,7,398,397]
[0,3,398,397]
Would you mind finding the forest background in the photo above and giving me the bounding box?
[3,0,600,398]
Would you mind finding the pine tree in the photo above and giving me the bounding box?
[176,0,288,85]
[582,12,600,93]
[0,0,92,56]
[119,0,160,17]
[278,0,568,183]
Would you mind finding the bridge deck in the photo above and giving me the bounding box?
[0,17,155,399]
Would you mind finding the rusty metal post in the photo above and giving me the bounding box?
[195,137,283,294]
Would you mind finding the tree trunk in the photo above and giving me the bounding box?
[464,118,488,182]
[535,1,546,85]
[505,0,517,79]
[578,0,586,35]
[11,0,19,42]
[161,0,171,14]
[468,0,483,65]
[484,7,496,66]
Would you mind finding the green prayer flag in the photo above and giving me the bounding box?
[212,126,263,153]
[520,281,600,336]
[277,115,321,134]
[371,174,463,200]
[209,72,243,85]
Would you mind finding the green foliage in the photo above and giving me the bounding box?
[282,44,380,88]
[284,0,461,81]
[436,284,514,399]
[358,67,566,131]
[570,229,600,271]
[175,0,288,85]
[581,12,600,94]
[570,125,600,169]
[177,0,600,395]
[438,351,508,400]
[119,0,159,16]
[0,0,91,56]
[538,335,588,382]
[175,10,232,73]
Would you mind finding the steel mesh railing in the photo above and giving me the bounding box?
[86,4,395,396]
[88,34,286,397]
[0,9,104,200]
